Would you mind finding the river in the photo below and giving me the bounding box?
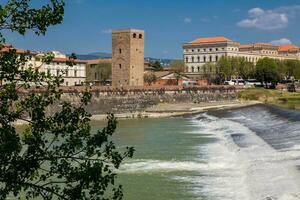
[92,105,300,200]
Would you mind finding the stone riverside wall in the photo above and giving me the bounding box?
[57,86,240,115]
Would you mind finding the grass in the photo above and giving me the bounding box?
[239,88,300,110]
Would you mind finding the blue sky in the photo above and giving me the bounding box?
[2,0,300,59]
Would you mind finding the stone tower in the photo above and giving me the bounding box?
[112,29,144,87]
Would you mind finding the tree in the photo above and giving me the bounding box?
[0,1,134,199]
[202,62,216,84]
[216,56,232,81]
[236,57,255,80]
[150,61,163,71]
[255,57,280,87]
[144,73,157,86]
[169,60,185,85]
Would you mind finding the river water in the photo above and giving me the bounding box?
[92,105,300,200]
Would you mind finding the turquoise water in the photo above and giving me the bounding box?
[92,117,211,200]
[92,106,300,200]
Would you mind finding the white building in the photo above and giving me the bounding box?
[0,45,87,87]
[41,51,87,86]
[183,36,300,75]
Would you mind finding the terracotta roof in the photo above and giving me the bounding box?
[0,44,31,54]
[254,43,273,47]
[278,44,299,52]
[239,44,253,49]
[189,36,231,44]
[86,59,112,65]
[52,58,87,64]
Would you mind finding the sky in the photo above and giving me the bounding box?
[2,0,300,59]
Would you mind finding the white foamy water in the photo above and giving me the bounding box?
[118,107,300,200]
[190,113,300,200]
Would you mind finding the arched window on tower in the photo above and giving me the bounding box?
[133,33,137,38]
[191,56,194,63]
[139,34,143,39]
[215,55,219,61]
[191,66,195,73]
[209,56,212,62]
[197,56,200,62]
[204,56,206,63]
[186,57,189,63]
[197,66,200,72]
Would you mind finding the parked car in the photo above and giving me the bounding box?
[183,80,197,87]
[245,79,263,87]
[224,79,245,86]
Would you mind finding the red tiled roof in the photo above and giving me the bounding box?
[239,44,253,49]
[189,36,231,44]
[278,44,299,52]
[52,58,87,64]
[0,44,30,54]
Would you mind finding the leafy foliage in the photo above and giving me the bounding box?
[144,73,157,86]
[255,57,280,86]
[0,1,134,199]
[149,61,163,71]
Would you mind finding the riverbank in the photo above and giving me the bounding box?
[90,100,260,121]
[239,88,300,110]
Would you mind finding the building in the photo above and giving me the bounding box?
[85,59,112,86]
[0,45,87,86]
[183,36,300,75]
[112,29,145,87]
[42,51,87,86]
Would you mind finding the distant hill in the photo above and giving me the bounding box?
[74,52,175,66]
[75,52,112,60]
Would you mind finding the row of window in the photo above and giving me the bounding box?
[47,69,80,77]
[133,33,143,39]
[185,47,238,53]
[187,66,214,73]
[185,55,219,63]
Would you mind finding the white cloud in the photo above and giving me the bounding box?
[237,5,300,30]
[184,17,192,23]
[270,38,292,45]
[101,29,112,34]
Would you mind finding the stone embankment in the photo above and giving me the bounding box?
[16,85,252,122]
[61,86,242,118]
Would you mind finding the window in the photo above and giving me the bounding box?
[209,56,212,62]
[210,48,212,52]
[191,56,194,63]
[119,64,122,69]
[192,49,194,52]
[139,34,143,39]
[94,72,97,80]
[56,69,60,76]
[197,66,200,72]
[204,56,206,63]
[119,48,122,54]
[74,70,77,77]
[133,33,137,38]
[216,48,218,51]
[198,49,200,52]
[197,56,200,62]
[186,57,189,63]
[215,55,219,61]
[191,66,194,73]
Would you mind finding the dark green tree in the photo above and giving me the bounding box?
[255,57,280,87]
[0,1,134,199]
[150,61,163,71]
